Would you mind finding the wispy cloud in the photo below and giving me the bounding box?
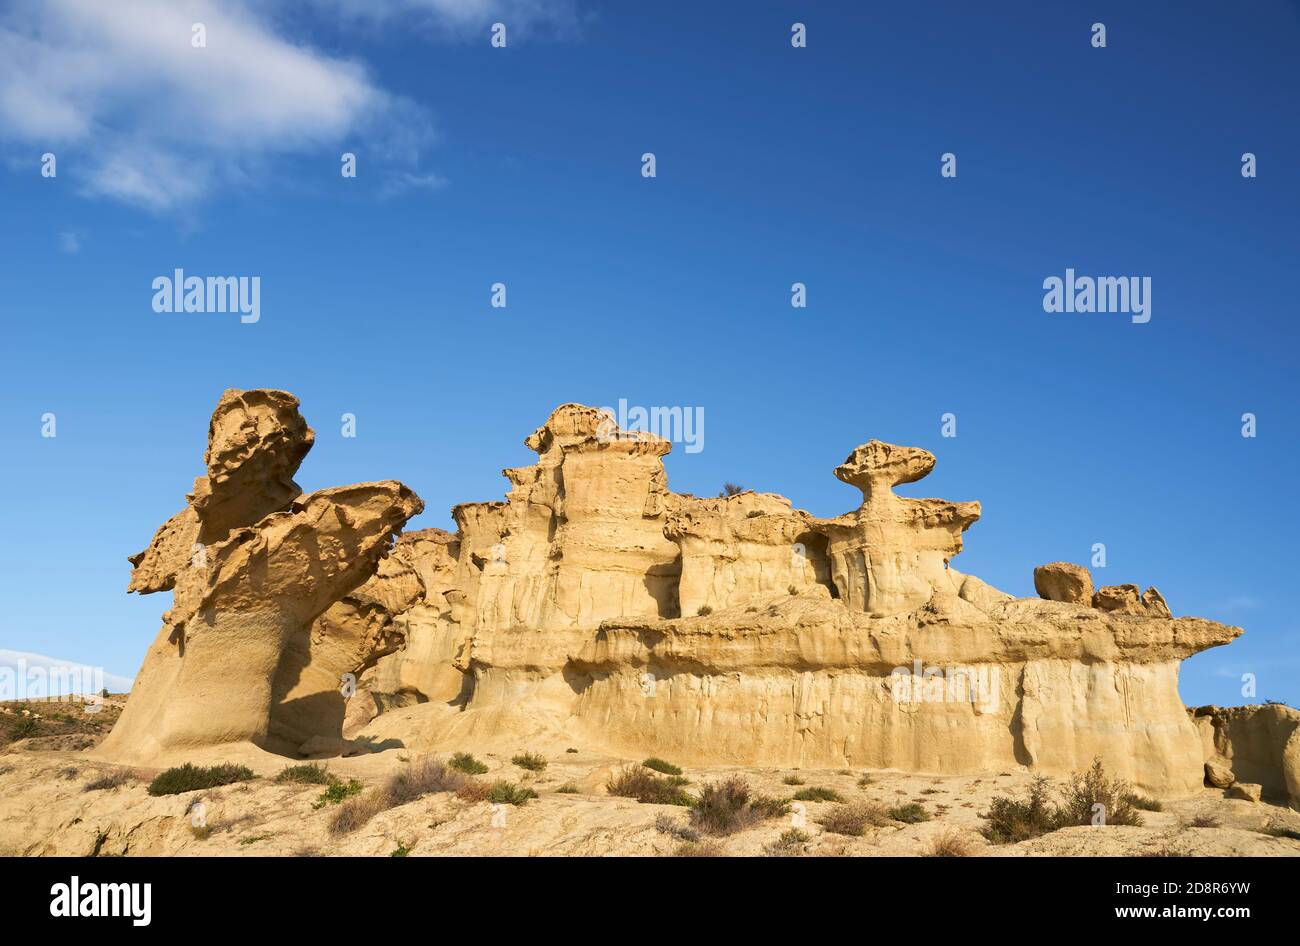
[58,229,83,254]
[378,170,449,199]
[0,0,438,212]
[1219,595,1262,611]
[298,0,580,37]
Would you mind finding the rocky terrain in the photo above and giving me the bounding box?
[2,388,1296,856]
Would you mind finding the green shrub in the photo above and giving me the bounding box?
[793,786,842,803]
[147,763,254,796]
[275,764,335,785]
[9,717,38,739]
[764,828,811,856]
[312,779,363,809]
[486,781,537,806]
[983,760,1142,844]
[511,752,547,772]
[696,605,713,616]
[390,841,412,857]
[983,775,1058,844]
[555,783,580,794]
[449,752,489,775]
[889,802,930,824]
[642,757,683,776]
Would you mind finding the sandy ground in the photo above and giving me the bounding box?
[2,728,1298,857]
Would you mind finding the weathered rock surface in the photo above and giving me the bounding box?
[97,390,421,766]
[1033,562,1093,605]
[351,404,1239,796]
[100,396,1259,800]
[1191,704,1300,809]
[1093,583,1172,618]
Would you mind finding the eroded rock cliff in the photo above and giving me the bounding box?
[353,403,1244,797]
[101,396,1255,798]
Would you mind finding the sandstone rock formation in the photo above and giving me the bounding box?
[1191,704,1300,809]
[1033,562,1093,605]
[355,404,1244,796]
[101,396,1261,800]
[97,390,422,765]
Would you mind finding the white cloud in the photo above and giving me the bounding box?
[58,229,83,253]
[378,169,448,199]
[0,0,437,211]
[299,0,579,35]
[0,649,134,698]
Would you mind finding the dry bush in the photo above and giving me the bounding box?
[329,757,468,835]
[83,769,134,792]
[984,760,1142,844]
[607,765,693,806]
[1188,813,1222,828]
[1127,793,1163,812]
[386,758,466,805]
[926,829,977,857]
[654,812,699,842]
[689,777,790,836]
[456,780,491,803]
[329,792,389,835]
[764,828,811,857]
[817,801,890,837]
[1057,759,1142,827]
[672,839,726,857]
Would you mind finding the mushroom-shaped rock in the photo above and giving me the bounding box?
[1033,562,1094,605]
[821,440,980,616]
[834,440,935,496]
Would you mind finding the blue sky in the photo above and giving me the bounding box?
[0,1,1296,706]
